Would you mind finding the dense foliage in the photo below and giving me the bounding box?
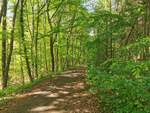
[87,0,150,113]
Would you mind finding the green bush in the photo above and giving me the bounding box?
[87,61,150,113]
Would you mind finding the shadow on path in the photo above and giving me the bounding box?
[0,69,99,113]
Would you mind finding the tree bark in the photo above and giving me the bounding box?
[3,0,20,89]
[20,0,33,82]
[1,0,8,89]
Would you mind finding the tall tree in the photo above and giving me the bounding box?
[4,0,20,88]
[1,0,8,89]
[20,0,33,82]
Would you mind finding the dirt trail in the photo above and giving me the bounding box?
[0,69,99,113]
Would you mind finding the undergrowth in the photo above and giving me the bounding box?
[87,60,150,113]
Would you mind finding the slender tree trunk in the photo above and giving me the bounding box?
[20,0,33,82]
[1,0,8,89]
[50,34,55,72]
[46,0,56,72]
[19,44,25,85]
[30,0,35,78]
[56,45,59,71]
[4,0,20,89]
[35,0,40,78]
[0,1,3,24]
[43,14,48,72]
[71,37,74,66]
[66,36,69,68]
[66,12,76,68]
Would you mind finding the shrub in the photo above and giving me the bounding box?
[87,61,150,113]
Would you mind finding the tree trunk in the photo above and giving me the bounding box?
[4,0,20,89]
[1,0,8,89]
[35,0,40,78]
[50,35,55,72]
[20,0,33,82]
[43,13,48,72]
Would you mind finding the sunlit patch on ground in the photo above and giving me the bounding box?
[30,105,56,112]
[58,91,69,95]
[30,91,50,95]
[46,93,59,98]
[0,70,99,113]
[30,105,68,113]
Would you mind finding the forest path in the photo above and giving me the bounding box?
[0,68,99,113]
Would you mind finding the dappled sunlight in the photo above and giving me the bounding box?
[51,101,60,105]
[30,91,50,95]
[72,92,89,98]
[15,91,51,99]
[46,93,59,98]
[55,98,65,102]
[58,91,70,95]
[0,71,99,113]
[30,105,56,112]
[73,82,85,89]
[63,85,72,89]
[70,73,82,77]
[49,87,64,90]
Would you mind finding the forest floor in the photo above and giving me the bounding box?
[0,68,99,113]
